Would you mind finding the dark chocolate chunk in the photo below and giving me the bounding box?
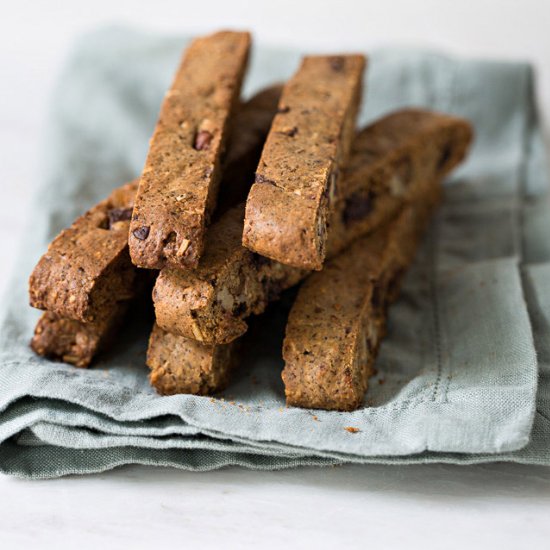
[132,226,150,240]
[108,207,133,228]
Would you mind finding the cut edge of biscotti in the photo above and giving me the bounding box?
[242,54,367,271]
[128,30,252,271]
[147,323,239,395]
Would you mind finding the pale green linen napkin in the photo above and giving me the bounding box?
[0,27,548,478]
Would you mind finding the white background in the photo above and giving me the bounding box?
[1,1,550,548]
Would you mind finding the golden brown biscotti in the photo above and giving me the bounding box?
[29,180,140,323]
[153,109,473,344]
[147,324,239,395]
[31,310,127,368]
[242,55,366,270]
[282,200,438,412]
[129,31,251,270]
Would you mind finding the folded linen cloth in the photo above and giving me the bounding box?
[0,27,548,478]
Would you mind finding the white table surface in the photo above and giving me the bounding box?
[1,2,549,548]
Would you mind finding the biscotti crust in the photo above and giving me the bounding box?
[242,55,366,270]
[282,200,438,412]
[129,31,251,270]
[147,324,239,395]
[29,180,140,323]
[153,110,472,345]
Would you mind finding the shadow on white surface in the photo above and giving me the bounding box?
[63,462,550,498]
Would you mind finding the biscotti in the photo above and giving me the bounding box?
[242,55,365,270]
[153,109,472,344]
[31,310,126,368]
[29,180,141,323]
[129,31,251,270]
[147,324,238,395]
[282,201,438,412]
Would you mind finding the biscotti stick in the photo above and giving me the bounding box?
[242,55,366,270]
[147,324,239,395]
[129,31,251,270]
[154,109,473,344]
[282,201,437,412]
[29,180,141,323]
[31,310,126,369]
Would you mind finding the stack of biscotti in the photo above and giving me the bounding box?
[29,181,143,367]
[29,30,474,411]
[148,110,473,401]
[27,32,280,368]
[28,85,282,369]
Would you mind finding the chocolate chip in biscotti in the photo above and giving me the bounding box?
[242,54,366,271]
[129,31,251,271]
[153,109,473,346]
[254,173,276,185]
[329,56,345,71]
[132,226,150,240]
[108,207,133,228]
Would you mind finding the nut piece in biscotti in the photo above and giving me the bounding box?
[147,324,239,395]
[29,180,140,323]
[31,309,127,368]
[129,31,251,270]
[217,84,283,216]
[282,201,437,412]
[153,109,472,345]
[242,54,366,270]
